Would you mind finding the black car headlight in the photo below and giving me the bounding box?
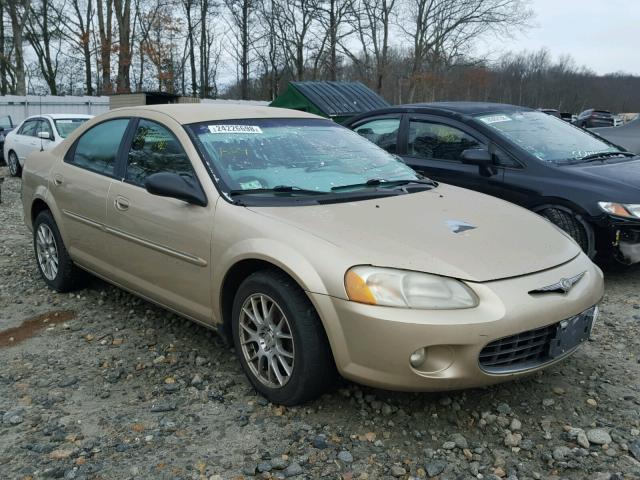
[598,202,640,219]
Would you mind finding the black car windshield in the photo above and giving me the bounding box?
[187,118,421,197]
[475,111,623,163]
[54,118,89,138]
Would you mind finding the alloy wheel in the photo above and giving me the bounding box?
[35,224,59,281]
[238,293,295,388]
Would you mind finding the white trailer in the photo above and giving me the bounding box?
[0,95,109,125]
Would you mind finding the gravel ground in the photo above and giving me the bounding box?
[1,167,639,480]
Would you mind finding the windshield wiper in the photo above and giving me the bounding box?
[577,151,636,162]
[330,178,436,192]
[229,185,328,196]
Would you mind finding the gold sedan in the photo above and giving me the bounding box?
[21,105,603,405]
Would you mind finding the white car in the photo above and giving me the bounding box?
[5,114,93,177]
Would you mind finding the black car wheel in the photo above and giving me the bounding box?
[540,207,594,258]
[231,269,336,405]
[33,210,86,292]
[8,151,21,177]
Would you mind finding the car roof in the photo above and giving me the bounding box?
[344,101,534,125]
[25,113,94,120]
[109,104,322,125]
[403,102,532,115]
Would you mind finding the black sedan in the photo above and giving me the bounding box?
[344,102,640,264]
[0,115,14,163]
[574,109,615,128]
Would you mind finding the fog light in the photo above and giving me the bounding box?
[410,348,426,368]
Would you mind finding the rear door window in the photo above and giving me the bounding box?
[69,119,130,176]
[353,117,401,153]
[125,119,195,187]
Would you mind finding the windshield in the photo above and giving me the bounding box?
[54,118,89,138]
[475,111,622,163]
[187,118,420,197]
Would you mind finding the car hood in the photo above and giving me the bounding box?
[248,184,580,282]
[567,157,640,194]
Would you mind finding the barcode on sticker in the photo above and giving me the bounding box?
[479,115,511,124]
[208,125,263,134]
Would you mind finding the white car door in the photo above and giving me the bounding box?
[13,119,40,162]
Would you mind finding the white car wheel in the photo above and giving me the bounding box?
[8,151,21,177]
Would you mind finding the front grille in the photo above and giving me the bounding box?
[479,323,557,374]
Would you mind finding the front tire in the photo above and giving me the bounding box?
[33,210,86,292]
[231,270,336,405]
[540,207,594,258]
[8,151,21,177]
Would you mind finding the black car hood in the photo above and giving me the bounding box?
[566,158,640,201]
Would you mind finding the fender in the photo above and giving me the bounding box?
[212,237,332,323]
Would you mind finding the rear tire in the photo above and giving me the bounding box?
[33,210,86,292]
[231,269,336,405]
[8,151,21,177]
[540,207,594,258]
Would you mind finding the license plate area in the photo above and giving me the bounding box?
[548,309,594,358]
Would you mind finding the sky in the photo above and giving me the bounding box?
[478,0,640,75]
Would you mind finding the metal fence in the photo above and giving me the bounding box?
[0,95,110,124]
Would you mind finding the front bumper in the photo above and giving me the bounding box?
[310,252,603,391]
[596,215,640,264]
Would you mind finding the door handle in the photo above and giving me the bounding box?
[114,196,130,211]
[53,174,63,186]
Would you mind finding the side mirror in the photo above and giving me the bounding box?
[461,148,496,177]
[37,131,52,140]
[144,172,207,206]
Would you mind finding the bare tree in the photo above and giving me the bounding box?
[183,0,197,95]
[400,0,532,101]
[25,0,64,94]
[199,0,221,98]
[348,0,396,92]
[7,0,30,95]
[224,0,256,99]
[0,0,10,94]
[113,0,132,92]
[96,0,114,93]
[63,0,95,95]
[272,0,319,81]
[316,0,353,80]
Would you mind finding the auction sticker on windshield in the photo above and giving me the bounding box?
[208,125,263,134]
[479,114,512,125]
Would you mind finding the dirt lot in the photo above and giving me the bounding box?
[1,168,639,480]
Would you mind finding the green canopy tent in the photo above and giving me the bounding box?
[269,81,390,124]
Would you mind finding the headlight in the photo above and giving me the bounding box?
[344,266,478,309]
[598,202,640,219]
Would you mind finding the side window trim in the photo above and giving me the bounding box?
[352,114,401,128]
[64,117,133,179]
[115,117,140,180]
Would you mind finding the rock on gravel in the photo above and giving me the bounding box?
[587,429,613,445]
[337,450,353,462]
